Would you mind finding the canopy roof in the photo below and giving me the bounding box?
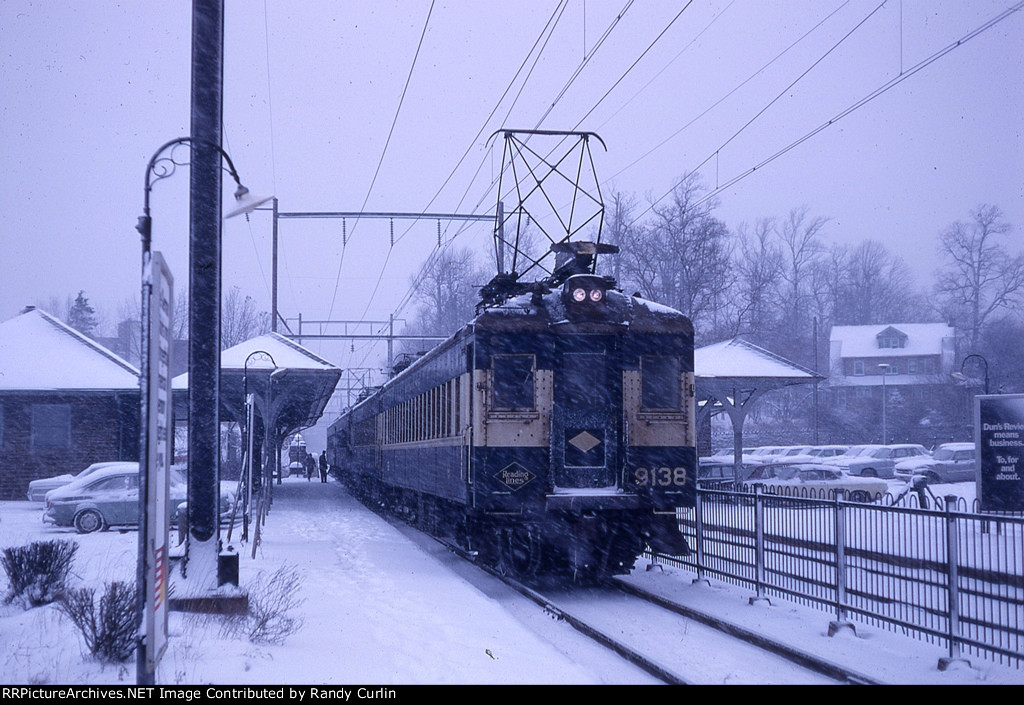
[0,308,139,392]
[173,333,341,438]
[695,338,825,463]
[696,338,820,382]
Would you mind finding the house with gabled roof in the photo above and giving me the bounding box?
[0,307,141,499]
[828,322,959,443]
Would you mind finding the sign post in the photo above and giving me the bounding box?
[137,251,174,684]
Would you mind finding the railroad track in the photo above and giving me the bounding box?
[436,538,879,684]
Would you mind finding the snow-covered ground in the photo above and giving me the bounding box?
[1,477,1022,685]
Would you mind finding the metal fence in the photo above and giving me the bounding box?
[658,484,1024,669]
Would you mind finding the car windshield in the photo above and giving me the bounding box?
[933,448,956,460]
[870,448,893,458]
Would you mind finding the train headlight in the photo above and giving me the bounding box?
[563,274,611,311]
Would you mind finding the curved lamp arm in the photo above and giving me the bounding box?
[136,136,271,253]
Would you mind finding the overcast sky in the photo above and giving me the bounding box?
[1,1,1021,371]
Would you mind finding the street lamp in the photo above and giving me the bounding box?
[953,354,991,395]
[136,136,271,255]
[135,136,271,600]
[878,363,890,445]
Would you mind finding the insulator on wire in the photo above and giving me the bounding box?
[343,219,347,247]
[390,219,394,247]
[437,220,441,248]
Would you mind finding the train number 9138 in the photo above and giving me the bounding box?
[633,466,687,487]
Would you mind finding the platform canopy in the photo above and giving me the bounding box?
[695,338,824,467]
[174,333,341,441]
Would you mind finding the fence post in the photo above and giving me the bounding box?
[693,485,708,585]
[749,484,769,605]
[939,494,970,671]
[828,494,855,636]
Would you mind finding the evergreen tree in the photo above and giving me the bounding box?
[67,290,98,336]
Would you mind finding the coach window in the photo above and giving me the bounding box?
[493,354,535,410]
[641,356,681,410]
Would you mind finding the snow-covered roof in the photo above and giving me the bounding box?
[173,333,339,388]
[830,323,954,358]
[0,308,140,391]
[695,338,819,380]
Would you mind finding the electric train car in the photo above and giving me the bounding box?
[327,273,696,581]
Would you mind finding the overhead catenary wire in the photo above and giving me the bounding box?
[634,0,1024,225]
[600,0,851,186]
[325,0,436,324]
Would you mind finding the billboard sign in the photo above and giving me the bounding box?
[976,394,1024,512]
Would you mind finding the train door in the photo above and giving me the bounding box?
[552,337,618,488]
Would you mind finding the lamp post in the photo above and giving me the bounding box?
[135,136,270,606]
[958,354,991,395]
[878,363,890,445]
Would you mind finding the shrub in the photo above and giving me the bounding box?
[1,540,79,608]
[59,582,139,663]
[221,565,304,645]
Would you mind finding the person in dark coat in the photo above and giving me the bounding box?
[319,450,329,483]
[305,453,315,481]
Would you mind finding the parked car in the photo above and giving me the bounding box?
[43,464,233,534]
[894,442,976,484]
[763,445,852,466]
[805,445,850,460]
[27,461,135,502]
[698,463,740,483]
[823,444,930,479]
[744,463,888,501]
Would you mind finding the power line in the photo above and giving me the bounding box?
[641,0,1024,223]
[600,0,850,186]
[632,0,888,224]
[326,0,436,322]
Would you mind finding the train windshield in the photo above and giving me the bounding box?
[492,354,535,410]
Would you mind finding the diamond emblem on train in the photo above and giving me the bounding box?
[568,430,601,453]
[495,462,536,492]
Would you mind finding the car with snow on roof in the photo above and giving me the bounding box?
[822,443,929,479]
[894,442,976,484]
[27,461,136,502]
[744,462,887,502]
[43,464,234,534]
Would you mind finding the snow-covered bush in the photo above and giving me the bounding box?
[59,581,139,663]
[1,539,78,608]
[221,565,304,645]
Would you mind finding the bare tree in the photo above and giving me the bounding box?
[834,240,925,325]
[405,245,486,340]
[221,286,271,349]
[935,205,1024,350]
[595,190,639,285]
[729,218,783,341]
[619,173,733,334]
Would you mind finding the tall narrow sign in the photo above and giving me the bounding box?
[138,250,174,681]
[976,394,1024,512]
